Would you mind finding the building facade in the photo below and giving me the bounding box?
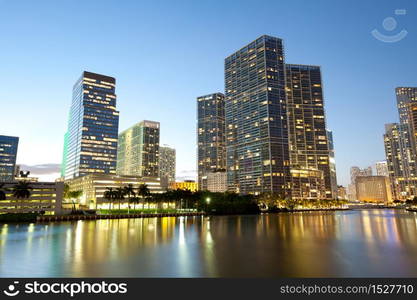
[355,176,392,204]
[159,145,176,189]
[0,181,63,214]
[0,135,19,182]
[225,35,291,196]
[201,171,227,193]
[62,71,119,180]
[117,120,160,178]
[66,174,164,208]
[197,93,226,190]
[285,64,335,200]
[169,180,198,192]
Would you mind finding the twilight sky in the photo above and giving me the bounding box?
[1,0,416,185]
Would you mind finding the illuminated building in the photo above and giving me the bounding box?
[384,123,417,200]
[355,176,392,204]
[285,64,336,200]
[290,169,325,200]
[197,93,226,190]
[61,71,119,180]
[0,181,63,214]
[349,166,373,200]
[159,145,176,189]
[169,180,198,192]
[225,35,291,196]
[201,171,227,193]
[66,174,164,208]
[117,120,160,178]
[0,135,19,182]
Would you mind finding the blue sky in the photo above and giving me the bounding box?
[0,0,416,185]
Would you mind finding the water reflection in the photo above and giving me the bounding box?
[0,210,416,277]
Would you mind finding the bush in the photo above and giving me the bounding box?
[0,213,39,222]
[197,192,260,215]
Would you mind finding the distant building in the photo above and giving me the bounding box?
[197,93,226,190]
[337,185,347,199]
[201,171,227,193]
[356,176,392,204]
[170,180,198,192]
[61,71,119,180]
[327,130,338,198]
[0,135,19,182]
[375,161,389,177]
[350,166,372,185]
[0,181,63,214]
[66,174,164,208]
[159,145,176,190]
[117,120,160,178]
[347,183,357,201]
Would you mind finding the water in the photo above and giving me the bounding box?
[1,209,417,277]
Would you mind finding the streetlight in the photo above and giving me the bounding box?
[206,197,211,204]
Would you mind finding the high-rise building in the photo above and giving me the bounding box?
[197,93,226,190]
[225,35,291,196]
[285,64,335,199]
[62,71,119,180]
[117,120,160,177]
[327,130,338,198]
[0,135,19,182]
[384,123,417,199]
[201,171,227,193]
[375,161,389,177]
[159,145,176,189]
[350,166,372,185]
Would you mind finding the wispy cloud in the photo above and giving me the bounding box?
[19,163,61,176]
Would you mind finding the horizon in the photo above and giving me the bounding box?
[1,0,417,185]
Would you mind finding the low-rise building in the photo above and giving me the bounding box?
[66,174,164,208]
[0,181,63,214]
[337,185,347,199]
[201,171,227,193]
[356,176,392,204]
[169,180,198,192]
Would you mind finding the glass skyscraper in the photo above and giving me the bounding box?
[285,64,335,199]
[197,93,226,190]
[117,120,160,178]
[0,135,19,182]
[62,71,119,180]
[225,35,291,196]
[159,145,176,189]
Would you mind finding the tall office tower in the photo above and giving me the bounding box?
[285,63,335,200]
[62,71,119,180]
[117,120,160,177]
[0,135,19,182]
[396,87,417,125]
[197,93,226,190]
[375,161,389,177]
[159,145,176,189]
[327,130,338,198]
[384,123,417,199]
[225,35,291,196]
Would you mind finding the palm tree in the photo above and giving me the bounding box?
[68,190,83,212]
[12,181,32,211]
[104,187,116,210]
[137,184,150,209]
[130,197,140,211]
[115,187,125,210]
[124,184,136,214]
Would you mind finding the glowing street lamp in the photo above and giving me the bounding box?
[206,197,211,204]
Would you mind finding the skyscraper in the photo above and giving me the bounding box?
[197,93,226,190]
[159,145,176,189]
[0,135,19,182]
[117,120,160,177]
[225,35,291,196]
[285,64,335,199]
[375,161,389,177]
[62,71,119,180]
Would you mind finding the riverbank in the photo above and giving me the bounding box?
[36,211,205,222]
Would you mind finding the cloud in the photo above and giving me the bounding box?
[18,163,61,175]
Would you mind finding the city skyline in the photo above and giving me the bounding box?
[1,0,417,185]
